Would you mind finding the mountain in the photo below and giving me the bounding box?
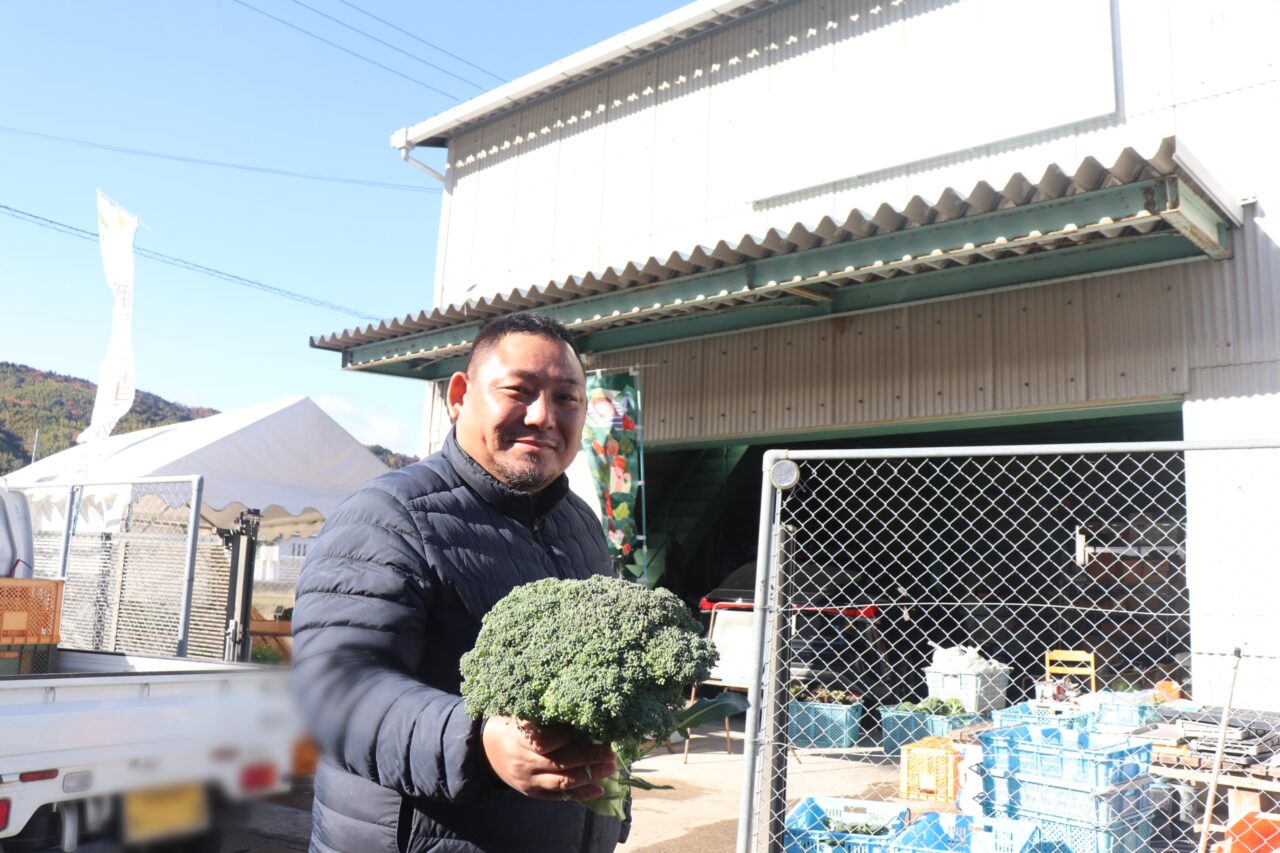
[365,444,419,470]
[0,362,218,476]
[0,363,418,474]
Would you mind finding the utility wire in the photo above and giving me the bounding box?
[227,0,459,101]
[285,0,484,90]
[0,203,383,321]
[0,126,437,194]
[334,0,507,83]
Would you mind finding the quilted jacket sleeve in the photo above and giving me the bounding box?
[291,483,491,801]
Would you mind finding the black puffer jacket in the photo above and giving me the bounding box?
[292,431,620,853]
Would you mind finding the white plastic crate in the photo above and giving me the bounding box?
[925,666,1010,714]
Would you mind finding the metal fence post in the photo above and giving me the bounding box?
[175,476,204,657]
[57,484,79,580]
[736,452,784,853]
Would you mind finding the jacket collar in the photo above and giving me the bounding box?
[443,429,571,526]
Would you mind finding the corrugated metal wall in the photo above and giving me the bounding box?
[591,201,1280,445]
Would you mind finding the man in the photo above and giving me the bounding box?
[293,313,623,853]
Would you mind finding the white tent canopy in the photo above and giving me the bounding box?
[2,396,389,535]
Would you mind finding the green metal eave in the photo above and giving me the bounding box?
[335,175,1231,381]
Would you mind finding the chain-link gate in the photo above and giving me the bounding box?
[17,476,236,661]
[739,442,1280,853]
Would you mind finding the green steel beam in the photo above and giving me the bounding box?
[1158,177,1232,260]
[340,177,1229,379]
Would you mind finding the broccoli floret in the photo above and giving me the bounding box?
[459,576,718,818]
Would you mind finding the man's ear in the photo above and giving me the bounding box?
[446,371,469,422]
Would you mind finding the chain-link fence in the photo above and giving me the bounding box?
[17,477,233,660]
[739,442,1280,853]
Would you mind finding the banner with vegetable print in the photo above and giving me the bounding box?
[581,371,642,565]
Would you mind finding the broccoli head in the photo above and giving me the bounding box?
[460,575,717,750]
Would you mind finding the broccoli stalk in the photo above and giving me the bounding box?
[460,576,726,819]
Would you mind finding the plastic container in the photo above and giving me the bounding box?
[1225,811,1280,852]
[1023,813,1155,853]
[977,727,1151,786]
[925,667,1011,714]
[789,699,865,748]
[992,703,1095,733]
[889,813,1039,853]
[783,797,911,853]
[0,578,63,645]
[1092,693,1159,730]
[881,707,985,756]
[981,772,1154,824]
[900,736,963,803]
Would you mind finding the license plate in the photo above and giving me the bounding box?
[123,783,209,844]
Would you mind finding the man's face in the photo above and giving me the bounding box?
[448,332,586,492]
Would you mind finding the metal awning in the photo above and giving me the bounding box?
[313,137,1240,380]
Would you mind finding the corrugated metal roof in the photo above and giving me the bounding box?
[314,137,1224,359]
[393,0,780,149]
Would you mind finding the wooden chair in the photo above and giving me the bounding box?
[1045,649,1098,693]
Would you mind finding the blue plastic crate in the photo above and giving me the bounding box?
[889,813,1040,853]
[1024,813,1154,853]
[789,700,865,748]
[1092,695,1159,730]
[783,797,910,853]
[992,703,1095,732]
[976,727,1151,786]
[881,708,985,756]
[980,772,1154,824]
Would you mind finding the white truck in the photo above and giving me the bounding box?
[0,487,299,852]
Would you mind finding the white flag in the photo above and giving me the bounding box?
[76,191,140,445]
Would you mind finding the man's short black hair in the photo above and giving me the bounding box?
[464,313,581,375]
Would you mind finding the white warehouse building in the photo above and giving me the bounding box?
[313,0,1280,719]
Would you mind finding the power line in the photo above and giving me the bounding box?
[334,0,507,83]
[0,126,438,193]
[0,203,383,321]
[227,0,459,101]
[285,0,484,90]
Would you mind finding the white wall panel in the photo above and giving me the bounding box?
[597,60,659,267]
[550,81,609,276]
[650,39,712,254]
[507,100,566,288]
[466,120,521,292]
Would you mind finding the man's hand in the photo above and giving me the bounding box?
[481,716,616,803]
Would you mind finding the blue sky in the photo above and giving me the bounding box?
[1,1,679,455]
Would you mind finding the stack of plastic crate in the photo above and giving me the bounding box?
[0,579,62,675]
[977,726,1157,852]
[783,797,910,853]
[1089,692,1160,735]
[881,706,985,756]
[889,813,1040,853]
[992,702,1096,732]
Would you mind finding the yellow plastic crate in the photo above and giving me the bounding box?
[0,579,63,645]
[900,736,962,802]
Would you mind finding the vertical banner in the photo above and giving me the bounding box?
[581,371,643,571]
[77,191,140,444]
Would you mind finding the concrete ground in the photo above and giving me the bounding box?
[626,717,903,853]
